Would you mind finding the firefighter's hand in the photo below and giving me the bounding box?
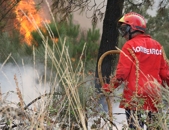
[102,83,112,93]
[110,77,122,89]
[102,77,123,93]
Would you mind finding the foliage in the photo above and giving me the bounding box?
[147,7,169,57]
[0,31,32,64]
[51,0,106,25]
[31,15,100,71]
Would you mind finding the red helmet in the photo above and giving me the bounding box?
[118,12,146,33]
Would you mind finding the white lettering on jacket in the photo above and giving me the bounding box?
[132,46,162,55]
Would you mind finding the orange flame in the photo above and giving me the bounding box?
[15,0,45,45]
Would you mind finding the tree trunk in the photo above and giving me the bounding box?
[95,0,124,91]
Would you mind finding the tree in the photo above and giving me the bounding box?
[95,0,124,91]
[0,0,20,32]
[147,7,169,57]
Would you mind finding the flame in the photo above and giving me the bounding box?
[15,0,45,45]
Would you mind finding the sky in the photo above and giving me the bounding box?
[73,0,107,32]
[73,0,159,33]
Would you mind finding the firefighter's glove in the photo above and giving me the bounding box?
[102,77,122,93]
[110,77,123,89]
[102,83,112,93]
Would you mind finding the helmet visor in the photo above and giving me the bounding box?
[118,24,131,37]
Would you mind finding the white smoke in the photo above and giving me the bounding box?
[0,63,50,105]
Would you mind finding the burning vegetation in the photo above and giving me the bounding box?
[14,0,47,45]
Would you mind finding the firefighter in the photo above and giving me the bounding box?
[102,12,169,129]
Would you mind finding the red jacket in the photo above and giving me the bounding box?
[116,34,168,112]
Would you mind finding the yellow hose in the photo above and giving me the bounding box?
[97,50,120,122]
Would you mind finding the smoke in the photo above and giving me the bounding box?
[0,63,50,105]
